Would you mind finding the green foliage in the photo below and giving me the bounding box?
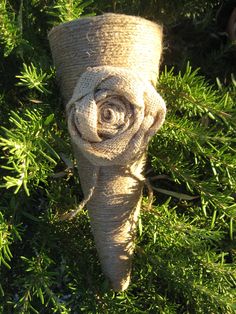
[149,64,236,233]
[0,0,24,56]
[0,0,235,313]
[0,109,59,195]
[0,212,21,269]
[16,63,53,94]
[95,0,221,21]
[13,253,68,313]
[135,204,236,314]
[49,0,94,24]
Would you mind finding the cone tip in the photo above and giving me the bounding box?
[111,275,131,292]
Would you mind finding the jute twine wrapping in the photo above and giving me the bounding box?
[48,13,166,291]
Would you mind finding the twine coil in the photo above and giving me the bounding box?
[49,13,165,291]
[48,13,163,103]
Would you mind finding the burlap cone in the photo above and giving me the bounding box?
[48,13,166,291]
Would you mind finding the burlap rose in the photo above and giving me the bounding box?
[67,66,166,166]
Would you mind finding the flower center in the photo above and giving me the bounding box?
[96,92,133,140]
[101,107,115,123]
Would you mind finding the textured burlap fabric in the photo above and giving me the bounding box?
[66,66,166,291]
[67,66,166,166]
[48,13,165,291]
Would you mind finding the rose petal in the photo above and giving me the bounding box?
[74,94,101,142]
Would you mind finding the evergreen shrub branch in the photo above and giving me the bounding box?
[0,212,18,269]
[49,0,94,24]
[13,253,68,313]
[159,64,235,120]
[134,203,236,314]
[16,63,53,94]
[0,0,25,56]
[150,64,236,230]
[0,109,59,195]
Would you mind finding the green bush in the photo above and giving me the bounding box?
[0,1,235,313]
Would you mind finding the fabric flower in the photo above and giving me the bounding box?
[67,66,166,166]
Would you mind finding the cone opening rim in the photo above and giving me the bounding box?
[48,13,163,39]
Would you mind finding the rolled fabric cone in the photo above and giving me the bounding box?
[48,13,166,291]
